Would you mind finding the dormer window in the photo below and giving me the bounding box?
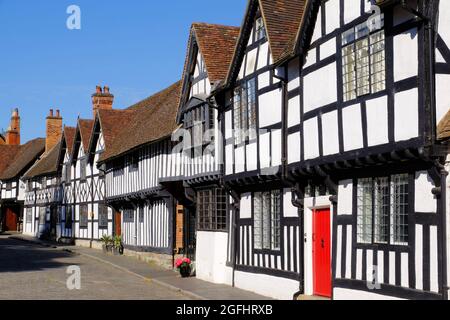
[255,17,266,42]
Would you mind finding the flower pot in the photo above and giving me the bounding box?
[112,247,121,256]
[179,266,191,278]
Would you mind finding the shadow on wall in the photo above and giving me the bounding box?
[0,237,81,274]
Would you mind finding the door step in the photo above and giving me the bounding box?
[297,295,331,301]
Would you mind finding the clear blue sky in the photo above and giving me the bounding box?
[0,0,246,143]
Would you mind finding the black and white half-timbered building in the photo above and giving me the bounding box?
[0,138,45,233]
[61,86,116,248]
[101,82,182,266]
[22,110,65,240]
[168,23,240,282]
[206,0,450,300]
[210,0,306,300]
[242,0,450,300]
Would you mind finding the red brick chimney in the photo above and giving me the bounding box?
[92,85,114,117]
[5,108,20,145]
[46,109,63,153]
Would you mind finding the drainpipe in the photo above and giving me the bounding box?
[289,179,306,298]
[432,159,449,300]
[221,180,240,288]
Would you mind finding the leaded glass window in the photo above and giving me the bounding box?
[253,190,281,251]
[342,18,385,102]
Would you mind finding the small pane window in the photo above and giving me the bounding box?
[253,190,281,251]
[80,205,89,228]
[255,17,266,41]
[341,19,385,102]
[99,205,108,229]
[356,174,409,246]
[197,188,227,231]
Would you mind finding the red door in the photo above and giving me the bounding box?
[115,211,122,236]
[313,208,331,298]
[5,208,18,231]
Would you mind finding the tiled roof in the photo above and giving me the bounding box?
[223,0,307,87]
[99,81,182,162]
[78,119,94,150]
[260,0,308,64]
[0,138,45,180]
[0,145,21,177]
[437,109,450,140]
[64,126,76,155]
[190,23,240,84]
[22,140,62,180]
[95,109,136,152]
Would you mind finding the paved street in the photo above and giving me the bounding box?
[0,235,192,300]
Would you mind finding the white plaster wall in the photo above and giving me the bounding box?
[288,96,301,128]
[344,0,361,24]
[196,231,231,285]
[260,132,271,169]
[394,88,419,142]
[303,63,337,113]
[257,42,269,70]
[303,117,319,160]
[303,196,333,296]
[245,48,258,77]
[343,104,363,151]
[321,110,340,156]
[311,7,322,44]
[338,179,353,216]
[325,0,340,34]
[240,193,252,219]
[259,89,282,127]
[234,271,299,300]
[283,189,298,218]
[366,96,389,147]
[394,28,418,82]
[320,37,336,60]
[415,171,437,213]
[288,132,301,164]
[246,142,257,171]
[333,288,405,300]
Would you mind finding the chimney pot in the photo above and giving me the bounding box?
[104,86,110,94]
[49,109,54,117]
[96,86,102,94]
[56,109,61,118]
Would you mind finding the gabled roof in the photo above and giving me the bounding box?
[438,110,450,141]
[0,134,5,145]
[0,138,45,181]
[78,119,94,151]
[189,23,240,84]
[178,23,239,121]
[63,126,76,155]
[260,0,307,64]
[22,140,63,180]
[99,81,182,163]
[223,0,307,87]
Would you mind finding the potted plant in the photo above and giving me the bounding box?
[112,235,123,256]
[175,257,192,278]
[100,235,113,254]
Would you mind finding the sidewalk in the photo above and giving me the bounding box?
[10,234,272,301]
